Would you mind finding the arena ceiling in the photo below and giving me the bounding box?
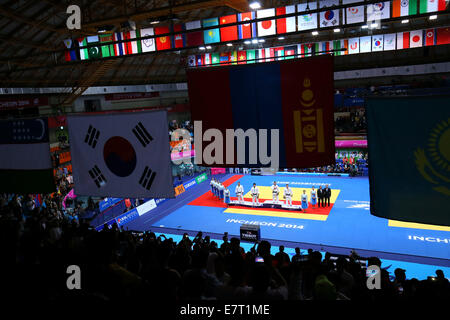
[0,0,449,90]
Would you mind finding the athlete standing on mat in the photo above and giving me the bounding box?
[224,186,230,206]
[235,182,244,204]
[210,179,215,195]
[212,179,218,197]
[310,186,317,209]
[219,181,225,200]
[284,184,293,207]
[250,183,260,207]
[271,181,280,203]
[301,190,308,212]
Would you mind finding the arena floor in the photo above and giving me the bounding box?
[125,173,450,271]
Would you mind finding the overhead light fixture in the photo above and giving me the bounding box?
[121,20,136,31]
[206,45,212,49]
[249,1,261,10]
[362,25,369,29]
[97,25,114,33]
[334,28,340,33]
[429,15,437,20]
[370,23,378,28]
[150,20,160,24]
[244,40,251,44]
[258,39,265,43]
[251,39,259,44]
[312,31,318,36]
[226,43,233,46]
[401,19,409,24]
[278,36,285,40]
[199,46,206,50]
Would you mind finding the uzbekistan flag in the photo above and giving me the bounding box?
[187,56,335,168]
[0,118,55,193]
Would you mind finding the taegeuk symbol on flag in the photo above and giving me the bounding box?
[68,110,174,198]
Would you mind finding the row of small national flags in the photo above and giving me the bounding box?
[188,27,450,67]
[63,0,448,62]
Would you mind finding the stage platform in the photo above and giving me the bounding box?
[124,173,450,272]
[229,200,303,211]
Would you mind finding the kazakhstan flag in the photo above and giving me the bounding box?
[203,18,221,44]
[366,96,450,226]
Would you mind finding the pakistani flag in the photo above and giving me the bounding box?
[79,36,101,60]
[367,96,450,226]
[68,110,174,198]
[0,118,55,193]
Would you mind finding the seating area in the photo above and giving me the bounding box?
[1,194,448,302]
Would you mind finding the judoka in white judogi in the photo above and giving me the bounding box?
[284,184,293,207]
[250,183,259,206]
[235,182,244,203]
[271,181,280,203]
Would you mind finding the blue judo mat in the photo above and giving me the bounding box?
[126,174,450,272]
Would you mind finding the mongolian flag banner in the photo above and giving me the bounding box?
[187,55,335,168]
[366,96,450,226]
[0,118,55,193]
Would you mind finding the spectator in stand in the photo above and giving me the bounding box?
[343,155,348,164]
[292,247,302,263]
[274,246,290,267]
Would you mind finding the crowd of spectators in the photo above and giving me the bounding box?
[335,108,367,134]
[291,151,367,176]
[1,192,448,302]
[2,118,447,302]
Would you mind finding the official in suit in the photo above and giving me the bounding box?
[324,184,331,207]
[317,186,324,207]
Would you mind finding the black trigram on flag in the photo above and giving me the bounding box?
[89,165,107,188]
[84,125,100,148]
[139,166,156,190]
[133,122,153,147]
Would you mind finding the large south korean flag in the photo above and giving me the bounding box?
[68,110,174,198]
